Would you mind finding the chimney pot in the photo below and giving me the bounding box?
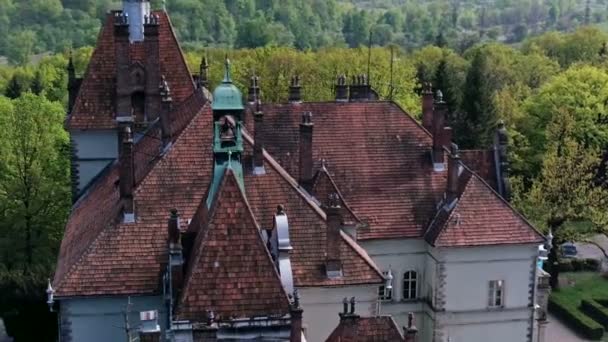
[432,89,448,171]
[421,82,434,131]
[159,75,173,148]
[325,193,343,278]
[248,76,260,104]
[289,75,302,103]
[335,75,349,102]
[299,112,314,188]
[253,104,265,174]
[119,125,135,223]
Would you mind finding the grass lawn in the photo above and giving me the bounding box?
[551,272,608,340]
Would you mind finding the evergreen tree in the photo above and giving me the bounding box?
[434,57,460,124]
[457,51,497,148]
[30,71,44,95]
[5,75,23,99]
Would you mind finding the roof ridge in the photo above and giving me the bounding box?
[313,166,363,224]
[159,11,195,93]
[239,123,383,284]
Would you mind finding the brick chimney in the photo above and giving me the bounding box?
[432,90,448,171]
[326,193,343,278]
[114,12,132,122]
[120,125,135,223]
[168,209,184,295]
[248,75,260,104]
[447,143,461,204]
[335,75,348,102]
[122,0,151,42]
[159,75,172,148]
[494,120,511,201]
[198,55,209,89]
[421,82,434,131]
[349,74,370,101]
[144,14,161,122]
[299,112,314,189]
[139,310,161,342]
[338,297,360,339]
[289,75,302,103]
[404,312,418,342]
[253,100,265,175]
[290,290,304,342]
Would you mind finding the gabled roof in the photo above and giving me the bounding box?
[325,316,404,342]
[425,168,544,247]
[176,168,290,321]
[66,11,195,130]
[247,102,447,240]
[311,164,362,226]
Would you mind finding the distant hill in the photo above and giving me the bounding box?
[0,0,604,64]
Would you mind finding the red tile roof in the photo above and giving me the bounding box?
[459,149,497,190]
[425,168,544,247]
[54,101,383,296]
[176,168,290,321]
[250,102,447,240]
[66,11,195,130]
[325,316,405,342]
[311,164,363,226]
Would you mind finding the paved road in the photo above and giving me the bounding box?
[546,314,593,342]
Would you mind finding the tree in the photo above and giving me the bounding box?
[30,70,44,95]
[0,94,70,269]
[519,110,608,288]
[457,50,497,148]
[434,56,462,123]
[5,75,23,99]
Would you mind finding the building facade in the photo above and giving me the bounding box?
[52,1,545,341]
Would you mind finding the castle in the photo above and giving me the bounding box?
[51,1,547,341]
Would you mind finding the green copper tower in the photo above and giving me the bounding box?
[207,57,245,208]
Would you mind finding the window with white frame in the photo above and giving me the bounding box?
[488,280,504,308]
[402,270,418,300]
[378,271,393,301]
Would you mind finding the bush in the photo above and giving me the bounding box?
[549,296,604,340]
[559,259,574,272]
[585,259,601,271]
[581,299,608,328]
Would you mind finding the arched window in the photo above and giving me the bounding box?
[403,271,418,300]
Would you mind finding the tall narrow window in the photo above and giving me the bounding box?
[378,271,393,301]
[488,280,504,308]
[403,271,418,300]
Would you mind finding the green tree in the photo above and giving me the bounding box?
[5,75,23,99]
[0,94,70,268]
[30,70,44,95]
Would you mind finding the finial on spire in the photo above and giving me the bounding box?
[223,55,232,83]
[435,89,444,103]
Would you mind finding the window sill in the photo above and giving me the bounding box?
[487,306,505,311]
[400,299,420,303]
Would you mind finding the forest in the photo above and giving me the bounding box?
[2,0,608,340]
[0,0,605,64]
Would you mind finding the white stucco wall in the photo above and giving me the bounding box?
[71,130,118,192]
[60,296,166,342]
[298,285,378,342]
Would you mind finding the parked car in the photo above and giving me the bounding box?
[561,242,578,258]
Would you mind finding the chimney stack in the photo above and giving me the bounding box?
[144,13,161,122]
[404,312,418,342]
[248,76,260,104]
[253,100,265,175]
[421,82,434,131]
[447,143,461,204]
[159,75,173,148]
[494,120,511,201]
[199,55,209,89]
[349,74,370,101]
[325,193,343,278]
[289,290,304,342]
[122,0,151,42]
[120,125,135,223]
[168,209,184,297]
[432,90,448,171]
[335,75,348,102]
[289,75,302,103]
[114,11,132,122]
[138,310,161,342]
[299,112,314,189]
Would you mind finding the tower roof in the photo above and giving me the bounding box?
[212,58,244,111]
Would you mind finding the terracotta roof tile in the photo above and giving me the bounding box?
[311,165,363,226]
[176,168,290,321]
[425,169,544,247]
[325,316,405,342]
[459,149,498,190]
[66,11,195,130]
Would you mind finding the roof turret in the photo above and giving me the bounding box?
[212,57,244,111]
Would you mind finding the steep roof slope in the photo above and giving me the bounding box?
[176,168,290,321]
[325,316,404,342]
[66,11,195,130]
[425,169,544,247]
[249,102,447,240]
